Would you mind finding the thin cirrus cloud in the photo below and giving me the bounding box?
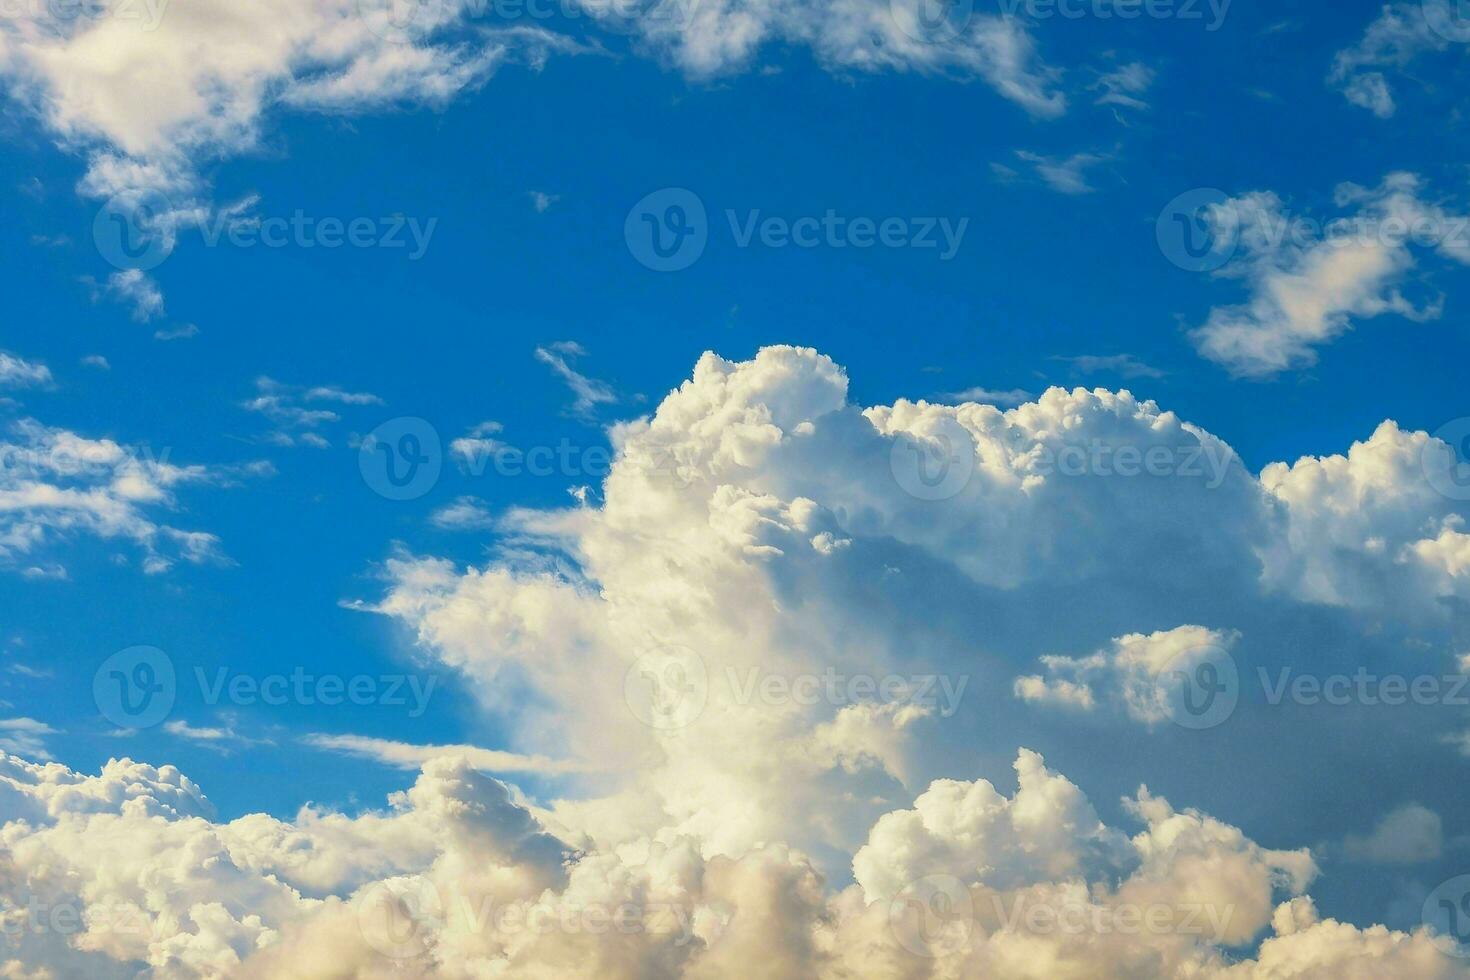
[535,341,617,419]
[240,376,383,447]
[1328,1,1457,118]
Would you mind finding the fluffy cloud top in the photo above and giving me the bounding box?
[4,346,1468,976]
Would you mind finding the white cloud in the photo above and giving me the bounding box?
[535,342,617,420]
[1343,804,1443,864]
[241,377,381,447]
[301,732,588,774]
[1092,61,1154,110]
[95,270,165,321]
[2,347,1468,976]
[1013,149,1110,195]
[81,355,111,370]
[449,421,506,470]
[430,496,496,530]
[0,718,58,758]
[153,323,200,341]
[938,387,1032,407]
[0,353,52,389]
[1328,2,1453,118]
[0,417,251,574]
[1189,173,1470,378]
[1014,626,1240,725]
[1052,353,1164,379]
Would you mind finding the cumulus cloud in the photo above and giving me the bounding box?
[4,346,1469,976]
[1013,626,1241,725]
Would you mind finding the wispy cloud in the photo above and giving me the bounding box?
[1052,354,1165,380]
[535,342,617,420]
[0,717,59,758]
[938,386,1032,407]
[1092,62,1155,111]
[1012,150,1111,195]
[242,378,383,448]
[431,496,496,530]
[0,352,52,389]
[302,732,588,774]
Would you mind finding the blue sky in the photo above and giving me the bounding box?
[3,0,1470,975]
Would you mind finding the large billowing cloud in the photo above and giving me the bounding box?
[3,346,1469,976]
